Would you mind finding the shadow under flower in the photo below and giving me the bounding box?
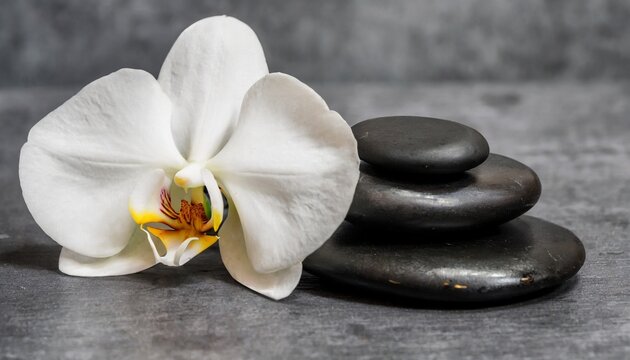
[0,242,237,286]
[0,243,60,271]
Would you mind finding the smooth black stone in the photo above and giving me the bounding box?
[304,217,585,303]
[347,154,541,231]
[353,116,490,175]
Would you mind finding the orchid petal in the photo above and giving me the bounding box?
[210,73,360,273]
[19,69,185,258]
[159,15,269,162]
[202,169,224,232]
[174,163,206,189]
[59,228,157,276]
[219,208,302,300]
[25,69,185,168]
[129,169,179,228]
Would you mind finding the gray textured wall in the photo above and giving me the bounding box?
[2,0,630,87]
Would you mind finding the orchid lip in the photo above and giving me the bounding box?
[133,183,227,267]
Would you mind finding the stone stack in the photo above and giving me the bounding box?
[304,116,585,304]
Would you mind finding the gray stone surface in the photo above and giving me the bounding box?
[1,82,630,359]
[2,0,630,87]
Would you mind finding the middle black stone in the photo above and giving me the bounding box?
[347,154,541,231]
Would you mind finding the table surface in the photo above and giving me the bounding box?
[1,82,629,360]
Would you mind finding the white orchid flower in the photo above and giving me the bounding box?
[18,16,359,300]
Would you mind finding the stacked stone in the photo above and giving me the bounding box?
[304,116,585,304]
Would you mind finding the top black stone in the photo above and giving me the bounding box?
[352,116,490,174]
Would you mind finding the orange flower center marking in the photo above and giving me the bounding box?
[158,188,215,235]
[144,187,223,266]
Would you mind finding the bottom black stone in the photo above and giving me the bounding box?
[304,216,585,303]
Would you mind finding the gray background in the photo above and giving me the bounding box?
[2,0,630,87]
[1,1,630,359]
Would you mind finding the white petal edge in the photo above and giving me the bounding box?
[219,207,302,300]
[19,69,185,258]
[26,69,185,169]
[59,227,157,277]
[209,73,360,273]
[159,15,269,162]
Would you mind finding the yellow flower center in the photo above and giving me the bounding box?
[142,187,225,266]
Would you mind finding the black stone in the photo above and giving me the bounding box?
[347,154,541,231]
[304,217,585,303]
[353,116,490,175]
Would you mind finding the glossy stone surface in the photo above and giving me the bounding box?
[352,116,489,174]
[304,217,585,303]
[347,154,541,231]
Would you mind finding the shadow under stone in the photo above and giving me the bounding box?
[301,274,581,310]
